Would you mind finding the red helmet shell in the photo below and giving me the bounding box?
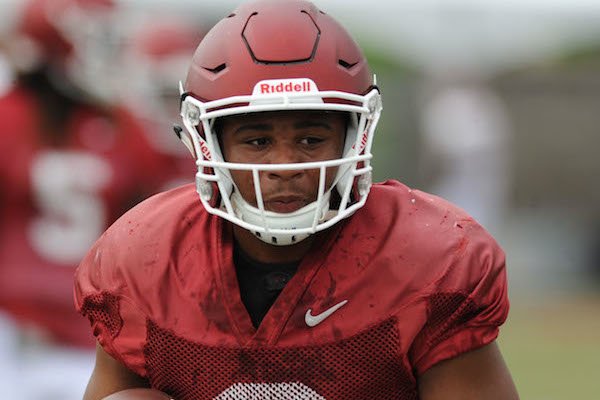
[184,0,372,102]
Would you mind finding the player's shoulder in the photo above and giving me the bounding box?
[367,180,496,241]
[369,179,468,215]
[362,180,504,273]
[0,84,31,104]
[0,86,38,129]
[0,87,44,156]
[79,184,207,273]
[75,183,211,303]
[121,182,198,216]
[101,183,204,244]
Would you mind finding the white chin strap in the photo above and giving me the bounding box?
[230,191,332,246]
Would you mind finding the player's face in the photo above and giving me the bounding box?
[219,110,346,213]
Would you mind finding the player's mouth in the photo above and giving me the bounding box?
[264,195,309,213]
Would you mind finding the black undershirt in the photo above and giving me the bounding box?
[233,243,299,328]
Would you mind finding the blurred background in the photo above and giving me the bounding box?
[0,0,598,398]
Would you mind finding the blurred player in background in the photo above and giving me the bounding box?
[0,0,166,398]
[75,0,518,399]
[120,16,207,190]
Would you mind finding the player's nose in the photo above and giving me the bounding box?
[265,143,305,181]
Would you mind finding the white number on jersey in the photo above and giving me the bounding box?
[215,382,326,400]
[28,150,112,265]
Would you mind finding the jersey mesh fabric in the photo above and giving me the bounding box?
[142,318,417,400]
[422,292,479,350]
[79,291,122,339]
[78,291,484,399]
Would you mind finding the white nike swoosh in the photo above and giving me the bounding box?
[304,300,348,327]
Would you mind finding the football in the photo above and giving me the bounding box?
[102,389,173,400]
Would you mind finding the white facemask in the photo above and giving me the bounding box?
[180,78,382,246]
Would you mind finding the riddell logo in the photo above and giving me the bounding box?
[351,129,369,153]
[199,138,211,160]
[252,78,317,96]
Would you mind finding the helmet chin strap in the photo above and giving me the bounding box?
[229,191,332,246]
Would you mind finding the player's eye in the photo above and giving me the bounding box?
[246,137,270,147]
[299,136,324,146]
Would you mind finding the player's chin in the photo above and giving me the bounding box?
[101,388,173,400]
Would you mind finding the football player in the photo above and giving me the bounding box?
[0,0,166,398]
[75,1,519,399]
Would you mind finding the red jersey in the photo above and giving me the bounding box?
[0,85,165,347]
[75,181,509,399]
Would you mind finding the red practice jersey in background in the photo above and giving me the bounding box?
[0,85,165,347]
[75,181,509,399]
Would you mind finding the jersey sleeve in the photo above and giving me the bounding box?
[73,187,192,377]
[73,215,150,376]
[74,185,210,377]
[409,218,509,375]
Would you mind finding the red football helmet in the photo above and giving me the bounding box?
[179,0,382,245]
[15,0,120,102]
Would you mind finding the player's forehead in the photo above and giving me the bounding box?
[219,110,347,132]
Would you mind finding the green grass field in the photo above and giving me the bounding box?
[498,292,600,399]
